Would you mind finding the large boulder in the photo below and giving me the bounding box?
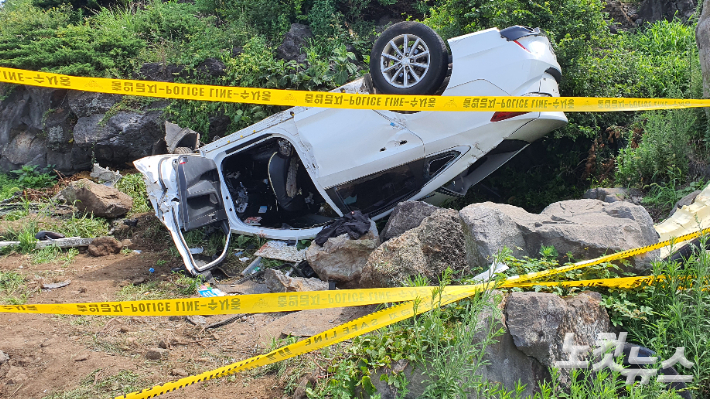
[371,291,611,397]
[305,221,379,288]
[459,200,659,273]
[637,0,696,24]
[61,179,132,218]
[360,209,469,288]
[276,23,313,62]
[380,201,439,242]
[73,108,167,166]
[506,292,611,386]
[0,86,79,172]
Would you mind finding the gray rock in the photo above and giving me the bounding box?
[67,91,121,118]
[306,221,379,288]
[699,0,710,104]
[360,209,469,288]
[196,58,226,77]
[73,108,166,166]
[0,86,73,172]
[506,292,611,386]
[0,350,8,365]
[145,347,169,360]
[276,23,313,61]
[638,0,696,23]
[371,292,548,398]
[264,268,328,293]
[0,130,47,170]
[171,368,189,377]
[61,179,133,218]
[459,200,659,274]
[582,187,641,204]
[669,189,701,217]
[139,63,185,82]
[381,201,439,242]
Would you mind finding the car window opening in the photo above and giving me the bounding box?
[221,137,337,229]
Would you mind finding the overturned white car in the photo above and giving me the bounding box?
[135,22,567,275]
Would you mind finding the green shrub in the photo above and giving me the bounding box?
[616,108,697,187]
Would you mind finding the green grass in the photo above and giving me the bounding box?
[115,272,202,301]
[31,245,79,265]
[115,173,152,214]
[41,370,147,399]
[0,270,33,305]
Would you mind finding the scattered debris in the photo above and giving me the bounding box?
[90,163,122,187]
[41,280,71,290]
[472,262,509,283]
[36,237,94,249]
[238,256,250,262]
[264,268,328,293]
[254,240,306,263]
[205,314,244,330]
[34,231,65,240]
[197,284,225,297]
[241,257,262,276]
[186,315,207,326]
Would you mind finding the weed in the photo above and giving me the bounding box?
[115,173,152,214]
[41,369,147,399]
[116,273,201,301]
[31,245,79,265]
[8,165,57,189]
[0,270,32,305]
[18,228,37,253]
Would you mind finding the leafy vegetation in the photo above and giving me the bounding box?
[115,173,152,214]
[0,270,32,305]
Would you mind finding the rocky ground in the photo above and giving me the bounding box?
[0,213,376,398]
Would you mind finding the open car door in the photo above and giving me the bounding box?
[134,155,232,276]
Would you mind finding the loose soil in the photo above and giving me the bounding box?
[0,214,373,399]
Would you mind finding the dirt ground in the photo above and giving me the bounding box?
[0,216,373,399]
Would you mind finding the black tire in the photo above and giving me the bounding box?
[173,147,193,154]
[370,22,448,95]
[621,343,692,399]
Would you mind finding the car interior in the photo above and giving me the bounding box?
[220,137,338,229]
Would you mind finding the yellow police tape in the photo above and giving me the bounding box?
[502,227,710,285]
[116,284,480,399]
[1,66,710,113]
[0,286,471,316]
[502,275,656,289]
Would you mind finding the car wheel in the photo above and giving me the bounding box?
[173,147,193,154]
[621,343,692,399]
[370,22,449,95]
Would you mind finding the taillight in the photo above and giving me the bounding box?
[491,112,529,122]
